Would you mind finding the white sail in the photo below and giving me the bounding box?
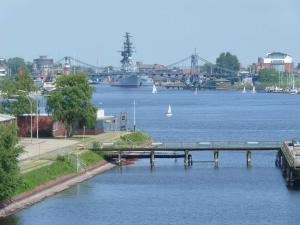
[242,86,246,93]
[166,104,173,117]
[152,84,157,94]
[168,104,172,114]
[194,87,198,95]
[252,86,256,93]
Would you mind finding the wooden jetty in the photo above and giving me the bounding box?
[276,141,300,187]
[98,140,300,187]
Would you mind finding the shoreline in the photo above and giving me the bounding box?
[0,160,116,218]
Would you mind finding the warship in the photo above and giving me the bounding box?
[111,33,141,87]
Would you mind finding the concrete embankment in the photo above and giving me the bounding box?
[0,161,115,218]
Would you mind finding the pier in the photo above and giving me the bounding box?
[99,140,300,186]
[276,141,300,187]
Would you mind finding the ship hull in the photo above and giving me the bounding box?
[111,74,141,87]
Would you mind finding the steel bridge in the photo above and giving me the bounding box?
[53,52,242,80]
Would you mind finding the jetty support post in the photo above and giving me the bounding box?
[184,150,189,166]
[275,150,282,168]
[174,151,178,163]
[150,150,155,167]
[246,150,252,168]
[213,150,219,168]
[118,150,122,166]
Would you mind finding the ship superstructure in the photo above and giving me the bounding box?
[111,33,140,87]
[120,32,137,73]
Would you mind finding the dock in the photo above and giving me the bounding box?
[99,140,300,187]
[276,141,300,186]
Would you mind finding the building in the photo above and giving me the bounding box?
[17,109,114,137]
[0,58,7,77]
[257,52,294,74]
[137,62,169,74]
[32,56,54,81]
[0,114,16,126]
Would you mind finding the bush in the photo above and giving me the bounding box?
[0,124,23,202]
[92,141,101,150]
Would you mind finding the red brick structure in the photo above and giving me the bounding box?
[17,114,104,137]
[17,115,55,137]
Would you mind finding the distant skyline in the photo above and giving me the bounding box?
[0,0,299,67]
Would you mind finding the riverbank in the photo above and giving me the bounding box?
[0,131,151,218]
[0,160,115,218]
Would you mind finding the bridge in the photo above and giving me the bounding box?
[94,140,300,187]
[98,141,281,168]
[52,52,246,84]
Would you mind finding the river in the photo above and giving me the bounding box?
[2,86,300,225]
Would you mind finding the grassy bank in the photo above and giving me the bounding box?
[15,132,150,196]
[16,151,104,194]
[118,132,151,146]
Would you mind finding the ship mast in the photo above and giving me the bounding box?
[120,32,136,72]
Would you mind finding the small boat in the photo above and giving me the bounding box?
[152,84,157,94]
[252,86,256,94]
[165,104,173,117]
[242,86,246,94]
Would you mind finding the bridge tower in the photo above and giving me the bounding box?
[190,50,200,85]
[64,57,71,76]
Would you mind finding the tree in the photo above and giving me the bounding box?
[0,68,36,116]
[216,52,240,72]
[46,73,97,137]
[258,68,279,83]
[0,124,23,202]
[6,57,27,76]
[200,63,213,75]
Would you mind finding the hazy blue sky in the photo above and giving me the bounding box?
[0,0,299,67]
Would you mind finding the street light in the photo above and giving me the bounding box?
[16,90,33,143]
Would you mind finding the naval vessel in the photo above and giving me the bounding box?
[111,32,141,87]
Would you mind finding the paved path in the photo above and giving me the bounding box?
[18,131,128,162]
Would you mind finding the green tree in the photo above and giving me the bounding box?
[258,68,279,83]
[46,73,97,137]
[200,63,213,74]
[216,52,240,72]
[0,68,36,116]
[0,124,23,202]
[6,57,27,76]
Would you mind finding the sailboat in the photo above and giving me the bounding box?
[165,104,173,117]
[152,84,157,94]
[194,87,198,95]
[252,85,256,94]
[242,86,246,94]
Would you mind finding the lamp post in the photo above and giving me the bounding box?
[133,100,136,132]
[16,90,33,143]
[36,99,39,140]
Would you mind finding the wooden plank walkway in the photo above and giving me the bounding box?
[100,141,282,152]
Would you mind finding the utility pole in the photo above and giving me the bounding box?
[133,100,136,132]
[36,99,39,140]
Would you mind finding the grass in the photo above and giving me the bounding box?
[14,131,150,196]
[16,151,105,195]
[79,151,104,167]
[118,132,151,146]
[16,158,76,194]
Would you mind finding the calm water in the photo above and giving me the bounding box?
[2,86,300,225]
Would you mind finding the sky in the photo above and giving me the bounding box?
[0,0,299,67]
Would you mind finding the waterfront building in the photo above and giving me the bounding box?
[137,62,169,74]
[0,114,16,126]
[257,52,294,74]
[0,58,7,77]
[32,56,54,81]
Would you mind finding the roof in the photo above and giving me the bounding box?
[0,114,15,122]
[266,52,290,59]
